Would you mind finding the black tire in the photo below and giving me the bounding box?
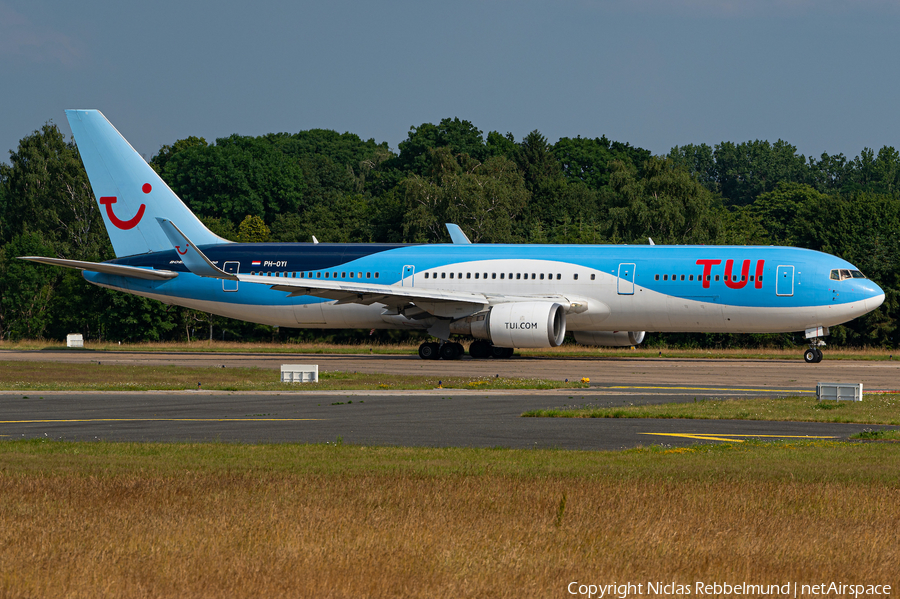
[803,349,818,363]
[814,348,824,363]
[440,342,462,360]
[469,340,491,359]
[418,342,437,360]
[492,346,514,359]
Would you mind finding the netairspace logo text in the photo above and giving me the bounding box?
[567,581,892,598]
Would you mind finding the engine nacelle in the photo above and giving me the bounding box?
[573,330,646,347]
[449,302,567,348]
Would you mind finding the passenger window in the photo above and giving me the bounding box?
[492,273,497,279]
[655,274,659,281]
[358,272,362,278]
[316,272,321,278]
[484,273,488,279]
[474,273,479,279]
[556,274,561,280]
[333,272,337,278]
[424,272,429,279]
[441,272,446,279]
[450,273,454,279]
[349,272,354,278]
[374,272,379,279]
[366,272,371,278]
[574,274,579,280]
[531,273,536,279]
[663,275,668,281]
[341,272,346,278]
[540,273,545,280]
[324,272,329,278]
[714,275,720,281]
[680,275,685,281]
[516,273,521,280]
[590,274,595,280]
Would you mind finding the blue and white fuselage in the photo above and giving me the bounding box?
[93,243,882,336]
[21,110,885,362]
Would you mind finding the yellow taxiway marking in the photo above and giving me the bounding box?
[611,385,807,393]
[0,418,322,424]
[641,433,837,443]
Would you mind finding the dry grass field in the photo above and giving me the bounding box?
[1,440,898,598]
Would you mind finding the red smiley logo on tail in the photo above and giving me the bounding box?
[176,244,190,255]
[99,183,151,230]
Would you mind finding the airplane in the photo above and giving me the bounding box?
[21,110,886,363]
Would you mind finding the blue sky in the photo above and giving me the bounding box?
[2,0,899,163]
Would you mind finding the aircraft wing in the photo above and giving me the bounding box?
[248,274,584,318]
[18,257,179,281]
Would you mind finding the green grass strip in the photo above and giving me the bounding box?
[1,438,899,484]
[523,394,900,426]
[0,361,587,391]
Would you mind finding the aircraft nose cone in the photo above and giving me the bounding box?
[867,291,886,311]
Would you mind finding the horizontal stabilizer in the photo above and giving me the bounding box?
[19,257,178,280]
[156,218,237,280]
[446,223,472,244]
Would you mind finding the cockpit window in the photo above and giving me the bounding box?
[830,269,867,281]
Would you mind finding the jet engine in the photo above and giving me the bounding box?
[573,330,646,347]
[449,301,566,348]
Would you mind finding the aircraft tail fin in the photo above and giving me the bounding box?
[65,109,228,258]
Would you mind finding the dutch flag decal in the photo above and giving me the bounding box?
[251,261,261,266]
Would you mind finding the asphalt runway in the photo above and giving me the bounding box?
[0,387,890,450]
[1,351,896,449]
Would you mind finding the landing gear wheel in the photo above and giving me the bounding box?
[814,348,824,363]
[418,342,441,360]
[804,348,818,364]
[491,346,514,359]
[440,342,464,360]
[469,339,492,359]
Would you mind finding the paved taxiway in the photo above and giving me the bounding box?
[1,351,897,449]
[4,349,900,389]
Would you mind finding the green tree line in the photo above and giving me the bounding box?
[1,117,898,348]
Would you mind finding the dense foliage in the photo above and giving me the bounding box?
[1,117,898,347]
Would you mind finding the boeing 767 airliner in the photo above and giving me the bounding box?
[21,110,885,362]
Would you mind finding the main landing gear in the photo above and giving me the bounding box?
[417,339,514,360]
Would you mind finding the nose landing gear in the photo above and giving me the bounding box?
[803,326,828,364]
[803,347,823,363]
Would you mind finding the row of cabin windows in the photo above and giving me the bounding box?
[654,273,763,283]
[250,271,379,279]
[423,272,595,281]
